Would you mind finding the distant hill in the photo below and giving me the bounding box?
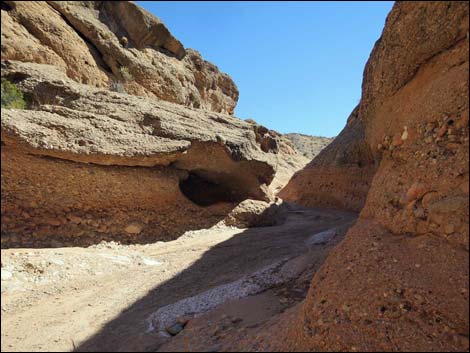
[284,133,334,160]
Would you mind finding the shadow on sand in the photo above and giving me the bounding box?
[74,203,357,352]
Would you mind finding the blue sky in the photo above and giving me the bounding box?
[138,1,394,137]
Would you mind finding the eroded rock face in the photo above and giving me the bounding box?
[244,119,311,195]
[1,1,239,114]
[269,2,469,351]
[0,60,277,247]
[281,107,376,211]
[283,133,333,160]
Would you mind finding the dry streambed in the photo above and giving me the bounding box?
[1,205,356,352]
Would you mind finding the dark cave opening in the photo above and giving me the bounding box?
[179,172,239,207]
[1,2,13,11]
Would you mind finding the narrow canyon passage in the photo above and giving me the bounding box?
[1,205,356,352]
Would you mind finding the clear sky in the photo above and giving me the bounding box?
[138,1,394,137]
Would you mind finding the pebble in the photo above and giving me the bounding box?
[124,223,143,235]
[437,125,447,138]
[166,322,185,336]
[405,182,427,203]
[444,224,455,234]
[392,134,403,147]
[401,126,408,141]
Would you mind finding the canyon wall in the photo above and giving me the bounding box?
[1,1,238,114]
[266,1,469,351]
[0,2,308,248]
[1,58,306,247]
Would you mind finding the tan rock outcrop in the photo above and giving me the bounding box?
[0,60,276,247]
[1,1,239,114]
[284,133,333,160]
[244,119,311,195]
[281,106,376,211]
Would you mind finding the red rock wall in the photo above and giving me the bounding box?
[275,2,469,351]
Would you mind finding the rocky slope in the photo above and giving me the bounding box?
[284,133,333,160]
[1,1,238,114]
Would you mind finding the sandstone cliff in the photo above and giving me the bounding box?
[0,59,292,247]
[0,1,311,248]
[1,1,238,114]
[258,2,470,351]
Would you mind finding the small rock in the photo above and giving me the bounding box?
[445,143,460,151]
[124,223,143,235]
[425,136,433,144]
[401,126,409,141]
[68,215,82,224]
[422,192,439,208]
[166,322,185,336]
[437,125,447,138]
[405,182,427,203]
[46,218,61,226]
[120,36,128,47]
[444,224,455,234]
[460,181,469,195]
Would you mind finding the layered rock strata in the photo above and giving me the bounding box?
[1,1,239,114]
[0,60,283,247]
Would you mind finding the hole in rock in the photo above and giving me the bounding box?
[5,72,29,84]
[1,2,13,11]
[179,172,239,207]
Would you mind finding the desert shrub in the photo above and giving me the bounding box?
[1,78,26,109]
[120,36,128,47]
[109,80,127,94]
[119,66,133,82]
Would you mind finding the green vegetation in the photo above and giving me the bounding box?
[1,78,26,109]
[119,66,133,82]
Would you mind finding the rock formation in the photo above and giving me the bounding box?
[1,1,238,114]
[0,1,312,248]
[0,58,296,247]
[281,107,376,211]
[1,0,468,351]
[284,133,333,160]
[249,1,469,351]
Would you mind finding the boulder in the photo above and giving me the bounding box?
[224,199,286,228]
